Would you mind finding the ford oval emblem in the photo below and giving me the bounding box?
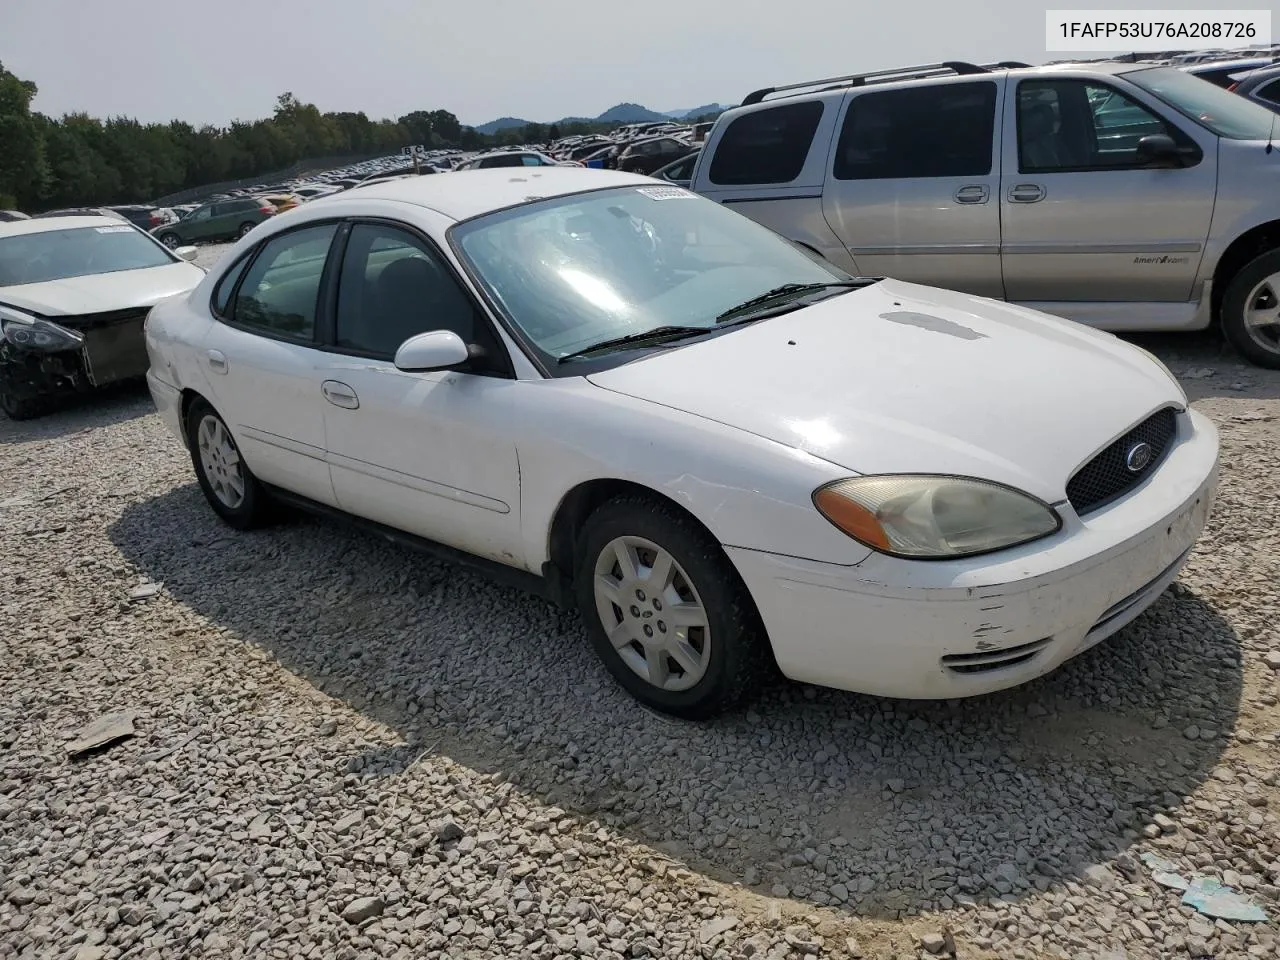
[1125,441,1153,473]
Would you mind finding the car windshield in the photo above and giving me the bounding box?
[1127,66,1278,139]
[0,225,175,287]
[451,185,852,364]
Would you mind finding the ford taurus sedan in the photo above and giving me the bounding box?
[143,169,1219,718]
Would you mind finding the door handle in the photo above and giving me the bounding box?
[207,350,228,374]
[953,184,989,204]
[321,380,360,410]
[1008,183,1046,203]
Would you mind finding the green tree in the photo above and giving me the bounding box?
[0,61,48,208]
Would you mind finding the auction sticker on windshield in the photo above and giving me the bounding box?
[636,186,696,201]
[94,226,135,233]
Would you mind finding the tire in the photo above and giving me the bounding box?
[185,398,271,530]
[158,233,180,249]
[1220,248,1280,369]
[0,389,43,421]
[574,494,771,719]
[237,222,255,239]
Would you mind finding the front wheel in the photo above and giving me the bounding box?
[185,398,271,529]
[0,389,43,421]
[574,495,771,719]
[158,233,181,249]
[1221,249,1280,369]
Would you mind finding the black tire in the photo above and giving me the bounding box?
[574,494,772,720]
[158,233,180,249]
[185,398,271,530]
[0,389,43,421]
[1220,248,1280,369]
[237,222,255,239]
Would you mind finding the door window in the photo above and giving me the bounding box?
[189,206,213,221]
[708,100,824,185]
[1016,79,1185,173]
[231,223,337,341]
[334,223,480,358]
[833,81,997,180]
[1256,79,1280,105]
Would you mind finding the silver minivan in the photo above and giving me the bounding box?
[690,61,1280,367]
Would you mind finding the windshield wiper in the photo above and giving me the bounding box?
[557,325,710,363]
[715,280,875,323]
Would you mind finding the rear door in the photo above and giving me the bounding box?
[820,78,1005,297]
[694,97,852,269]
[200,221,341,506]
[998,75,1217,305]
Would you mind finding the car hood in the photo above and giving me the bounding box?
[0,262,205,318]
[585,279,1185,503]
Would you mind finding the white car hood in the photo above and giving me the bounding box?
[0,262,204,317]
[585,279,1184,503]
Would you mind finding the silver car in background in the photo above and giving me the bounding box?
[691,60,1280,368]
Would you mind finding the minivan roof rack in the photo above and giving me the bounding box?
[741,60,1031,106]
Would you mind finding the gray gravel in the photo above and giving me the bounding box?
[2,243,1279,959]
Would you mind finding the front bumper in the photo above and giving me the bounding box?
[727,408,1220,700]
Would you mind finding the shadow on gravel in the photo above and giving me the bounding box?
[0,380,154,445]
[109,484,1243,921]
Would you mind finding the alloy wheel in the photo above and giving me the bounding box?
[1243,270,1280,357]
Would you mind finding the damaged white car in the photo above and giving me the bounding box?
[143,169,1220,718]
[0,215,204,419]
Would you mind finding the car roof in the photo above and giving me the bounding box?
[0,215,132,237]
[320,168,655,221]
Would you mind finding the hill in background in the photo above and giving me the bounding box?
[472,101,729,135]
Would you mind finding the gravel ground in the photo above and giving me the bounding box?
[3,243,1280,959]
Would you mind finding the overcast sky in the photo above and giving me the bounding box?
[0,0,1254,127]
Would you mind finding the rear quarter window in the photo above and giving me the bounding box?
[708,100,825,186]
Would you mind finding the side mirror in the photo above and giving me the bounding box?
[1135,133,1182,167]
[175,246,199,262]
[394,330,471,372]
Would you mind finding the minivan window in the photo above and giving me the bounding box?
[708,101,824,185]
[1126,66,1277,139]
[834,81,997,180]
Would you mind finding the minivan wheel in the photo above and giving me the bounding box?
[185,398,270,529]
[574,495,771,720]
[237,222,255,239]
[1221,249,1280,369]
[158,233,180,249]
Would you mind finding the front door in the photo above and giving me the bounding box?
[999,76,1218,304]
[200,221,340,506]
[821,78,1005,298]
[316,220,524,566]
[182,205,216,242]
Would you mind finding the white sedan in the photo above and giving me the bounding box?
[143,169,1219,718]
[1,215,204,419]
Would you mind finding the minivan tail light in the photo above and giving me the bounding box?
[259,205,275,215]
[1227,81,1240,92]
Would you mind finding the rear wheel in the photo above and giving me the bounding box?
[185,398,271,529]
[237,222,255,239]
[1221,249,1280,369]
[574,495,771,719]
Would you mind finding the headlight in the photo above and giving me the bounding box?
[0,307,84,353]
[813,475,1061,560]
